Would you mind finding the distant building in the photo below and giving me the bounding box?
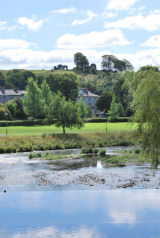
[78,89,100,116]
[0,89,26,104]
[53,64,68,71]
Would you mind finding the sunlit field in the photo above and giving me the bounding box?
[0,122,137,135]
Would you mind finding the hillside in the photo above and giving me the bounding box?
[0,69,120,95]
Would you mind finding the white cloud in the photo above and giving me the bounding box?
[17,17,47,31]
[0,39,160,71]
[107,0,138,11]
[117,49,160,69]
[0,39,32,49]
[105,11,160,31]
[72,10,97,26]
[102,12,117,18]
[141,35,160,48]
[0,21,7,30]
[51,7,76,14]
[56,30,130,49]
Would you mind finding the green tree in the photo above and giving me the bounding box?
[96,92,112,114]
[23,77,43,119]
[101,55,117,74]
[50,92,83,134]
[0,103,11,120]
[46,73,78,101]
[74,52,89,73]
[90,64,97,74]
[78,98,87,121]
[0,72,5,87]
[113,75,132,116]
[86,106,92,118]
[6,69,35,90]
[41,80,53,117]
[6,97,26,119]
[132,68,160,168]
[108,95,119,121]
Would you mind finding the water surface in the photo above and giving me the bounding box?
[0,147,160,237]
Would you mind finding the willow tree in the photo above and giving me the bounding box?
[132,68,160,168]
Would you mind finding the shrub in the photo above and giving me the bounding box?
[135,149,140,154]
[99,149,106,157]
[93,148,99,154]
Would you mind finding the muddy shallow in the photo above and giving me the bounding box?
[0,146,159,191]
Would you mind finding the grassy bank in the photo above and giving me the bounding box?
[0,132,134,153]
[0,122,137,135]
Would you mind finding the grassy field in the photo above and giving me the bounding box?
[0,122,137,135]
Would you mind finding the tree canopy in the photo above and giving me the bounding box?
[50,92,83,134]
[131,67,160,168]
[6,69,35,89]
[96,92,112,113]
[23,77,43,119]
[74,52,89,73]
[46,72,79,101]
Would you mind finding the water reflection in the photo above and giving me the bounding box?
[0,190,160,237]
[97,160,103,169]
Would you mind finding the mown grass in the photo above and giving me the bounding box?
[0,122,137,135]
[0,132,134,154]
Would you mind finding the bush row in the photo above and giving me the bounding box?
[87,117,129,123]
[0,119,55,127]
[0,117,129,127]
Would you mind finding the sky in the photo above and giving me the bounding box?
[0,0,160,70]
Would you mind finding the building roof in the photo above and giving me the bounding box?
[79,89,99,97]
[0,89,26,96]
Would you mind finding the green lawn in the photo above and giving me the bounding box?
[0,122,137,135]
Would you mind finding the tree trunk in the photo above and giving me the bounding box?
[151,151,158,169]
[63,126,66,134]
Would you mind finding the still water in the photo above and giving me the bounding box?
[1,190,160,238]
[0,147,160,237]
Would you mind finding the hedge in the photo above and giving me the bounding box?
[86,117,129,123]
[0,119,55,127]
[0,117,129,127]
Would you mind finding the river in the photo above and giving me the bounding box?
[0,146,160,237]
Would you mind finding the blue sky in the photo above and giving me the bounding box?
[0,0,160,70]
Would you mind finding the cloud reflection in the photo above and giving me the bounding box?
[11,226,100,238]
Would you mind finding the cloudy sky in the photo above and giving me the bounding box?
[0,0,160,70]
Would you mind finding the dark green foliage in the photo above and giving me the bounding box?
[0,103,11,120]
[81,148,99,154]
[113,75,132,116]
[89,64,97,74]
[6,69,35,89]
[46,73,78,101]
[96,92,112,113]
[135,149,140,154]
[101,55,133,74]
[99,149,106,156]
[6,97,26,119]
[29,152,42,159]
[0,72,5,87]
[74,52,89,73]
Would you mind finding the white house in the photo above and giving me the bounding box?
[78,89,100,115]
[0,89,26,104]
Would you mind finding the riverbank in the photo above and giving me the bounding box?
[0,132,133,153]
